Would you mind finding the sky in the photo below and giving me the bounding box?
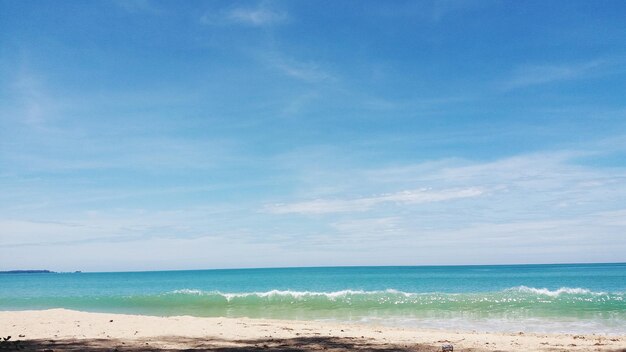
[1,0,626,272]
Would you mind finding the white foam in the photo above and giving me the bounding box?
[169,287,615,300]
[169,289,415,300]
[171,289,206,295]
[508,286,606,297]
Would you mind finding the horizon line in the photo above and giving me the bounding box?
[7,261,624,274]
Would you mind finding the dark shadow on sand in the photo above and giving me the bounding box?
[0,335,453,352]
[6,336,624,352]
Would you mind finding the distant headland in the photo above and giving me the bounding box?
[0,270,55,274]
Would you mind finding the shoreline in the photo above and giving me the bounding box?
[1,309,625,351]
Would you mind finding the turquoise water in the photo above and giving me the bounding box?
[1,264,625,333]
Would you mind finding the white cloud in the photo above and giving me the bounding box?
[201,6,288,27]
[264,187,484,214]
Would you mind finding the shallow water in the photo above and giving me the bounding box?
[1,264,625,333]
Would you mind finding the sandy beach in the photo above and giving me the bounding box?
[0,309,624,351]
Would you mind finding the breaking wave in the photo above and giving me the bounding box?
[507,286,606,296]
[3,287,624,323]
[127,287,626,316]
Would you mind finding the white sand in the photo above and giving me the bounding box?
[1,309,624,351]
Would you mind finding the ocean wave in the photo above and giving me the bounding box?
[170,286,616,299]
[156,287,626,313]
[506,286,606,296]
[4,287,623,319]
[171,289,410,300]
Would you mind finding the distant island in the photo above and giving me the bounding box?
[0,270,55,274]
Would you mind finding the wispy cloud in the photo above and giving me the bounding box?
[256,52,332,83]
[1,68,240,174]
[201,5,288,27]
[9,69,59,129]
[372,0,496,23]
[111,0,160,14]
[281,91,320,115]
[264,187,484,214]
[0,205,244,248]
[228,6,288,26]
[271,58,330,82]
[503,59,606,90]
[430,0,493,22]
[0,131,239,174]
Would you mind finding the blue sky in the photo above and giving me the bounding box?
[1,0,626,271]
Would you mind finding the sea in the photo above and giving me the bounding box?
[1,264,625,334]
